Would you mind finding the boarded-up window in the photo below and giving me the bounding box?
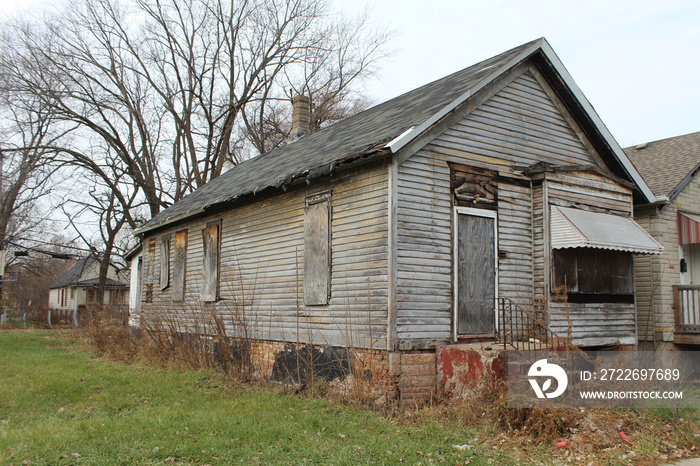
[552,248,633,302]
[172,230,188,301]
[145,238,157,303]
[159,234,171,290]
[135,256,143,311]
[304,193,331,305]
[147,238,157,284]
[202,221,220,302]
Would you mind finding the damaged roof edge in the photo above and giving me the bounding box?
[134,207,206,236]
[134,146,392,237]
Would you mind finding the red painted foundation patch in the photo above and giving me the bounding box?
[437,346,508,397]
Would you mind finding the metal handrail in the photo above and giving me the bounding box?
[497,298,571,351]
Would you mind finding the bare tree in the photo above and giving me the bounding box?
[2,242,74,313]
[0,76,63,271]
[1,0,393,299]
[240,7,392,155]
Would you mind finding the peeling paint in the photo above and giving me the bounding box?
[437,345,508,397]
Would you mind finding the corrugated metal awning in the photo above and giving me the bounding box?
[678,212,700,245]
[550,206,663,254]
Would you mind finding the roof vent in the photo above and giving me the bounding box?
[290,95,310,141]
[635,143,650,150]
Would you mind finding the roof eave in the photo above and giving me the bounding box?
[134,207,206,237]
[533,41,657,204]
[667,161,700,203]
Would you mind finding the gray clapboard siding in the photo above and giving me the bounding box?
[141,163,389,349]
[632,213,655,341]
[429,72,596,168]
[547,174,632,215]
[395,151,453,346]
[495,182,534,308]
[539,172,636,345]
[549,302,636,346]
[393,68,599,346]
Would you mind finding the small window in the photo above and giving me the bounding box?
[160,234,171,290]
[304,192,331,305]
[552,248,633,303]
[172,230,188,301]
[202,221,221,302]
[145,285,153,304]
[111,288,126,305]
[86,288,96,305]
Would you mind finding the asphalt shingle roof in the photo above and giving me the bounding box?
[139,39,539,232]
[625,131,700,199]
[48,256,97,289]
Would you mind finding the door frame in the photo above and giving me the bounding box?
[452,206,499,341]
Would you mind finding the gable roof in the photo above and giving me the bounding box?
[48,256,128,289]
[137,38,654,235]
[48,256,97,289]
[624,131,700,201]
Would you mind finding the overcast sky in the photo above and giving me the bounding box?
[337,0,699,148]
[2,0,698,148]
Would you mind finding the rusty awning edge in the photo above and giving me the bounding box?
[550,205,663,255]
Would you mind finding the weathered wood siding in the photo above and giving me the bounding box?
[548,302,637,346]
[633,212,656,341]
[543,172,637,346]
[546,171,633,215]
[141,163,389,350]
[428,71,600,169]
[498,182,535,307]
[394,67,645,348]
[395,68,598,348]
[532,183,547,310]
[395,154,453,348]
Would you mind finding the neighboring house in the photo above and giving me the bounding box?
[626,131,700,348]
[133,38,662,397]
[124,244,143,327]
[48,256,130,321]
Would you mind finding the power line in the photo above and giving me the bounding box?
[5,241,78,260]
[8,237,95,254]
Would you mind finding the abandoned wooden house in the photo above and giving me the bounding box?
[48,255,130,324]
[626,131,700,348]
[133,38,663,398]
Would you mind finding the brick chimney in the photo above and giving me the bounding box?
[290,95,310,140]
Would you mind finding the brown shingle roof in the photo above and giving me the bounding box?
[625,131,700,199]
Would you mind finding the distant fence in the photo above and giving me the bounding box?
[1,305,129,329]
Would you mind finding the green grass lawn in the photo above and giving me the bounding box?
[0,330,499,465]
